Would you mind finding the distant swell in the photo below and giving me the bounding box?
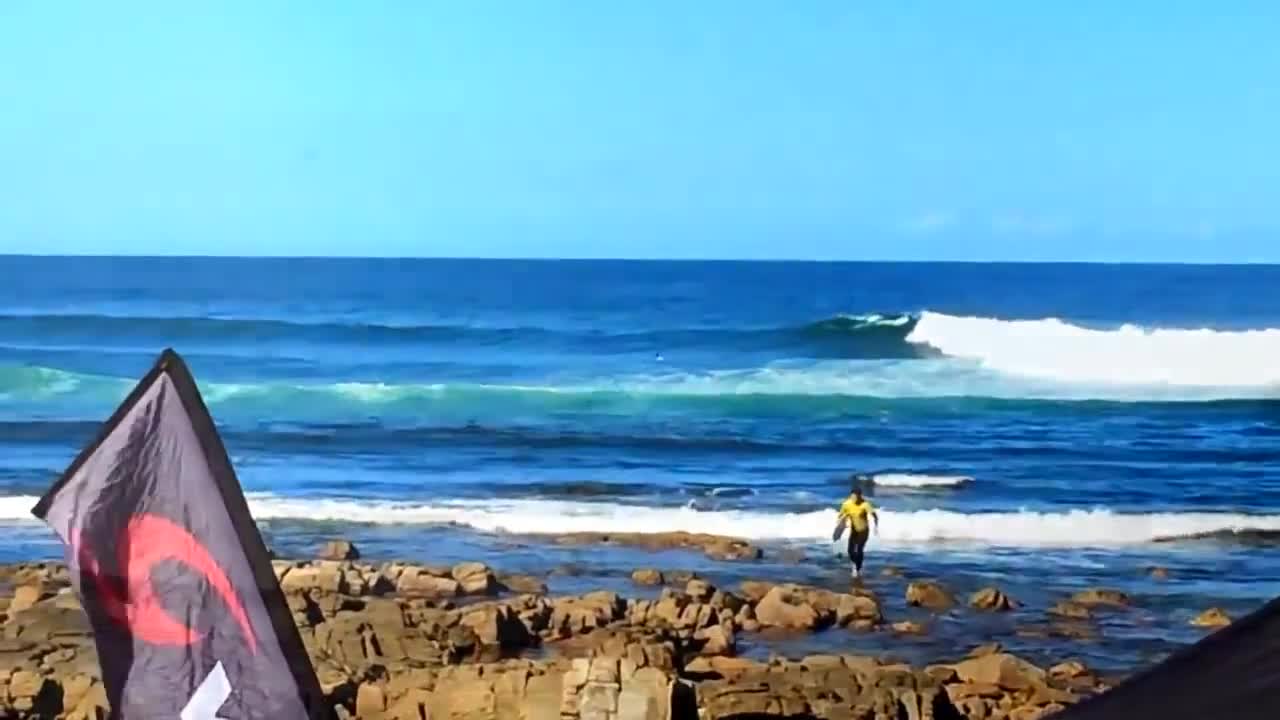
[0,310,928,360]
[4,495,1277,548]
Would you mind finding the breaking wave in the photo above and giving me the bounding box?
[5,495,1278,548]
[3,310,1278,408]
[869,473,973,490]
[906,311,1280,389]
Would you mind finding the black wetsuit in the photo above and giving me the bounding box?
[847,526,870,571]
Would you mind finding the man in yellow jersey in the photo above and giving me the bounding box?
[834,477,879,579]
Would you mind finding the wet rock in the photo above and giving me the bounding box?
[880,565,904,577]
[752,584,830,631]
[970,587,1018,612]
[550,531,764,561]
[1071,588,1131,608]
[1191,607,1232,628]
[318,539,360,561]
[1148,566,1170,580]
[832,591,883,628]
[906,580,955,611]
[1049,660,1090,680]
[1049,601,1093,620]
[951,653,1047,691]
[630,569,664,586]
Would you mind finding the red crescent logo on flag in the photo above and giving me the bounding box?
[70,513,259,654]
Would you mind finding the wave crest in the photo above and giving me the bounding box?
[907,311,1280,389]
[869,473,973,490]
[5,495,1276,548]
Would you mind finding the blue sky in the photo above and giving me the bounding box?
[1,2,1277,261]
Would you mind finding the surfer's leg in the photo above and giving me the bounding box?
[848,529,868,576]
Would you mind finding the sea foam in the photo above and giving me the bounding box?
[4,494,1276,548]
[908,311,1280,390]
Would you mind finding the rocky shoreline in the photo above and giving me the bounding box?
[0,537,1229,720]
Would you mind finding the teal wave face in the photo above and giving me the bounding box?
[0,310,931,361]
[3,360,1276,433]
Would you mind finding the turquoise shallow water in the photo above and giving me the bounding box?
[1,256,1278,668]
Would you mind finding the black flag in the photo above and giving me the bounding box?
[32,349,326,720]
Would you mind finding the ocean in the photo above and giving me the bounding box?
[1,256,1278,670]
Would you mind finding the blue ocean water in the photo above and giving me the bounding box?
[2,256,1278,667]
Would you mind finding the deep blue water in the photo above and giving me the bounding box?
[1,256,1278,667]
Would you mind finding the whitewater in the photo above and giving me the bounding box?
[2,493,1277,549]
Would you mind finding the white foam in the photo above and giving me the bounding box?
[871,473,972,489]
[908,311,1280,391]
[836,313,913,328]
[6,494,1277,548]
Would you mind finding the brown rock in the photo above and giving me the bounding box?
[356,682,387,717]
[970,587,1018,612]
[753,584,828,630]
[946,681,1005,700]
[693,624,735,656]
[1048,660,1090,680]
[831,590,882,628]
[738,581,775,603]
[396,568,460,598]
[60,673,95,711]
[451,562,498,595]
[969,643,1003,658]
[685,579,715,603]
[1191,607,1232,628]
[630,569,664,586]
[318,539,360,561]
[1029,682,1082,706]
[1148,566,1170,580]
[1049,601,1093,620]
[549,530,763,561]
[906,580,955,610]
[461,604,535,648]
[951,653,1047,691]
[9,585,47,614]
[279,563,345,595]
[1071,588,1131,608]
[497,573,548,595]
[665,570,698,586]
[548,592,625,637]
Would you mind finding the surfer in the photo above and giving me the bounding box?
[833,476,879,579]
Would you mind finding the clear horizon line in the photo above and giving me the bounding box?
[2,252,1277,267]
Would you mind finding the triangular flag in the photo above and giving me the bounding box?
[32,349,326,720]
